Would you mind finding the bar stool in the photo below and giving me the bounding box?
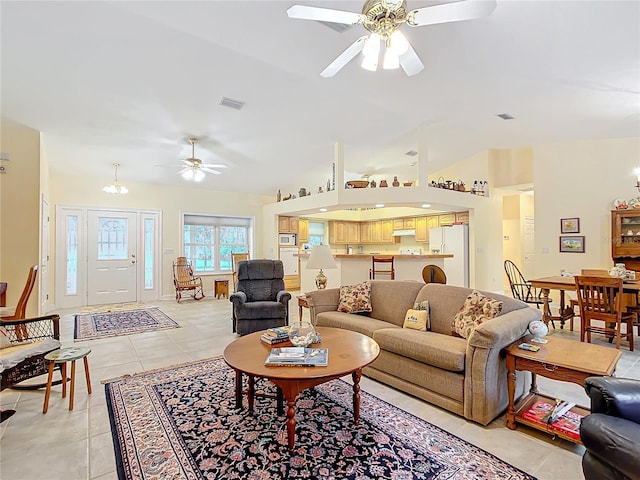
[370,256,395,279]
[43,346,92,413]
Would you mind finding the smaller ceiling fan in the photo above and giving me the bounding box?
[287,0,497,77]
[162,137,227,182]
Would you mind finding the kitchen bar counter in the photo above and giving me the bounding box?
[297,253,453,293]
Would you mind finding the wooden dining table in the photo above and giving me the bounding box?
[529,275,640,328]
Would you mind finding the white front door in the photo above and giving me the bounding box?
[87,210,137,305]
[523,216,536,279]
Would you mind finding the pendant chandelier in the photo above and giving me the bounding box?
[102,163,128,194]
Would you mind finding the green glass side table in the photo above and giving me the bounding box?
[43,346,92,413]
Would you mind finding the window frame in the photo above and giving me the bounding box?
[182,213,253,274]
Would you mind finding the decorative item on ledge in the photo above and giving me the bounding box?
[346,180,369,189]
[403,181,413,187]
[306,244,337,289]
[392,176,400,187]
[428,177,468,193]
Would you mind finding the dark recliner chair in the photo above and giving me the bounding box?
[580,376,640,480]
[230,259,291,336]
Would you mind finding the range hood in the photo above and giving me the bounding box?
[392,229,416,237]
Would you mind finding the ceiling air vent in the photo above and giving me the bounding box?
[497,113,515,120]
[220,97,245,110]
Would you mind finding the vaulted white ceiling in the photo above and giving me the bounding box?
[2,1,639,196]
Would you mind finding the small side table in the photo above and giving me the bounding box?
[43,347,92,413]
[215,279,229,299]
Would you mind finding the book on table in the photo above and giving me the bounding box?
[260,334,291,346]
[264,347,328,367]
[264,326,291,338]
[522,400,584,440]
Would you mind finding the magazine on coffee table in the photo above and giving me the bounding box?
[265,347,328,367]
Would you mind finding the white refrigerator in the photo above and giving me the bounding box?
[429,224,469,287]
[279,247,299,276]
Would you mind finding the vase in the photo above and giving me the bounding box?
[288,321,316,347]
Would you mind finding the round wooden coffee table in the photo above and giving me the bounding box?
[223,326,379,450]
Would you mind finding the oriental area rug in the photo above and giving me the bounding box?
[105,357,536,480]
[74,307,179,340]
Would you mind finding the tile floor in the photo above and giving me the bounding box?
[1,294,638,479]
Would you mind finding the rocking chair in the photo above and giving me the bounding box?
[173,257,205,303]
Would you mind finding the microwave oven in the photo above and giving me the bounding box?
[278,233,297,245]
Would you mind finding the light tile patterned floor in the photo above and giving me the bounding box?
[1,294,638,479]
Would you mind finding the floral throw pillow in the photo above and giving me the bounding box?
[451,291,503,339]
[338,281,373,314]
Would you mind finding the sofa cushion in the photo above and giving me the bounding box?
[403,309,428,331]
[316,311,399,338]
[415,284,524,335]
[0,338,61,373]
[373,328,467,373]
[452,291,503,339]
[369,280,426,326]
[338,281,372,314]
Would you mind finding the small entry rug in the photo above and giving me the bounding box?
[105,357,536,480]
[74,307,179,340]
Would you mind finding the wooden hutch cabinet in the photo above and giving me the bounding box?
[612,209,640,271]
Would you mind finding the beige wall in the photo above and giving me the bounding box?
[0,120,41,316]
[534,137,640,277]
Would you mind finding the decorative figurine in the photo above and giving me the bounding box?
[392,176,400,187]
[370,179,376,188]
[327,179,331,192]
[528,320,549,344]
[380,179,388,187]
[318,186,323,193]
[299,188,307,197]
[277,189,282,202]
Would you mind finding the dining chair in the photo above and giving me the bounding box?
[574,275,634,350]
[1,264,38,340]
[231,252,250,293]
[422,264,446,284]
[568,269,610,331]
[369,256,395,280]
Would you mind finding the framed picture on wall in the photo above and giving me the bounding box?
[561,218,580,234]
[560,236,585,253]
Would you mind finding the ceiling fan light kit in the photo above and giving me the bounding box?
[165,137,227,182]
[287,0,497,77]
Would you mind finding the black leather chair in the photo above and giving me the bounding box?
[580,377,640,480]
[230,259,291,336]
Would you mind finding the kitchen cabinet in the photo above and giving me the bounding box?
[298,219,309,243]
[427,216,440,229]
[381,219,395,243]
[278,216,298,234]
[393,218,415,230]
[455,211,470,224]
[347,222,360,243]
[329,221,347,244]
[360,222,372,243]
[612,210,640,271]
[415,216,428,243]
[371,221,383,243]
[438,213,456,226]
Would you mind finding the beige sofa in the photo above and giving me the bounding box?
[306,280,541,425]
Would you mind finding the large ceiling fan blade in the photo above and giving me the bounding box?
[201,163,227,169]
[399,43,424,77]
[287,5,364,25]
[408,0,497,27]
[201,167,223,175]
[320,35,368,78]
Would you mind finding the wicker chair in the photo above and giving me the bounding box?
[172,257,205,303]
[1,314,61,421]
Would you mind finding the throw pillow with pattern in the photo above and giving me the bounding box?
[338,281,373,314]
[412,300,431,330]
[451,291,503,339]
[403,309,428,331]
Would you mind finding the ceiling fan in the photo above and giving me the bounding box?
[163,137,227,182]
[287,0,497,77]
